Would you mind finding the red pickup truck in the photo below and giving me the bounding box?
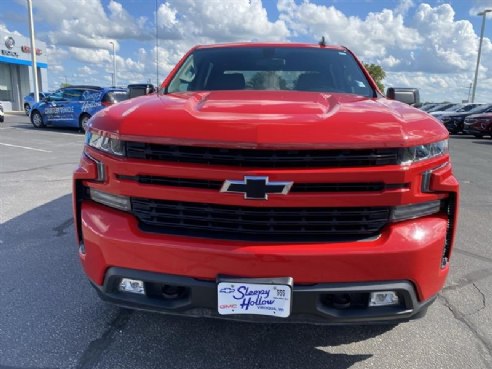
[73,43,459,324]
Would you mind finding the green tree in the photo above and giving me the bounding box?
[60,82,71,88]
[363,63,386,92]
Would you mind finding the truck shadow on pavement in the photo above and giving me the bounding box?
[10,122,83,135]
[0,194,395,369]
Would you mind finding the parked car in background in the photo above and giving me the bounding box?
[420,103,442,112]
[0,102,4,123]
[30,86,128,131]
[127,83,155,98]
[23,92,51,115]
[428,103,462,115]
[431,103,482,119]
[441,103,492,134]
[426,103,455,113]
[463,113,492,138]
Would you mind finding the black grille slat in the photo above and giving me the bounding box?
[125,142,399,168]
[117,175,402,193]
[131,198,390,242]
[137,212,387,226]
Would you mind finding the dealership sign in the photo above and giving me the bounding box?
[1,34,47,64]
[2,36,18,57]
[21,45,43,55]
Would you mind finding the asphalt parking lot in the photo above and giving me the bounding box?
[1,113,491,369]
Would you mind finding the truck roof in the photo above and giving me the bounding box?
[194,42,347,51]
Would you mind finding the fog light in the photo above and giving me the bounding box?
[369,291,399,307]
[119,278,145,295]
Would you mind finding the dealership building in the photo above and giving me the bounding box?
[1,32,48,112]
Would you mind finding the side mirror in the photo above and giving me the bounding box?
[386,87,420,106]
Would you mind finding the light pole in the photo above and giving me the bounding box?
[109,41,116,87]
[155,0,159,87]
[27,0,39,103]
[471,9,491,103]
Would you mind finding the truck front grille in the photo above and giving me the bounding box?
[125,142,400,168]
[131,198,390,242]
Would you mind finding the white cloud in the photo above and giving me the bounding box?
[158,0,289,42]
[277,0,422,60]
[0,24,22,36]
[395,0,415,16]
[78,65,96,75]
[30,0,151,49]
[69,47,112,64]
[469,0,492,17]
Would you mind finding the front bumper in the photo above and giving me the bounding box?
[93,267,436,324]
[79,200,451,302]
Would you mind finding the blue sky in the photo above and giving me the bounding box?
[1,0,492,102]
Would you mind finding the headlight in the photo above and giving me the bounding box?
[86,131,125,156]
[399,140,448,165]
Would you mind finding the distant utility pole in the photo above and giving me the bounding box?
[109,41,116,86]
[156,0,159,87]
[27,0,39,102]
[471,9,492,103]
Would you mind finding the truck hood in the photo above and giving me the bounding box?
[92,91,448,149]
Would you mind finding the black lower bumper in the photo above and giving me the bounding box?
[91,267,436,325]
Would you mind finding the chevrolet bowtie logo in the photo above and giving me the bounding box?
[220,176,293,200]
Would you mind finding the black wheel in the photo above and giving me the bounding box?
[79,114,91,132]
[31,110,45,128]
[24,104,30,116]
[473,134,483,139]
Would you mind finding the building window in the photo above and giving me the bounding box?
[0,63,13,101]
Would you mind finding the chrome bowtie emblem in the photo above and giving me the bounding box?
[220,176,293,200]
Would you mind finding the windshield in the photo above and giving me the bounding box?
[441,104,461,112]
[468,104,492,114]
[167,47,375,97]
[455,104,480,112]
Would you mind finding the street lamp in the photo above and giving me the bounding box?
[109,41,117,87]
[471,9,492,103]
[27,0,39,103]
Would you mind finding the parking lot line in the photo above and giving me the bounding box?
[0,142,52,153]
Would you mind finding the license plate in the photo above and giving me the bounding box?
[217,280,292,318]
